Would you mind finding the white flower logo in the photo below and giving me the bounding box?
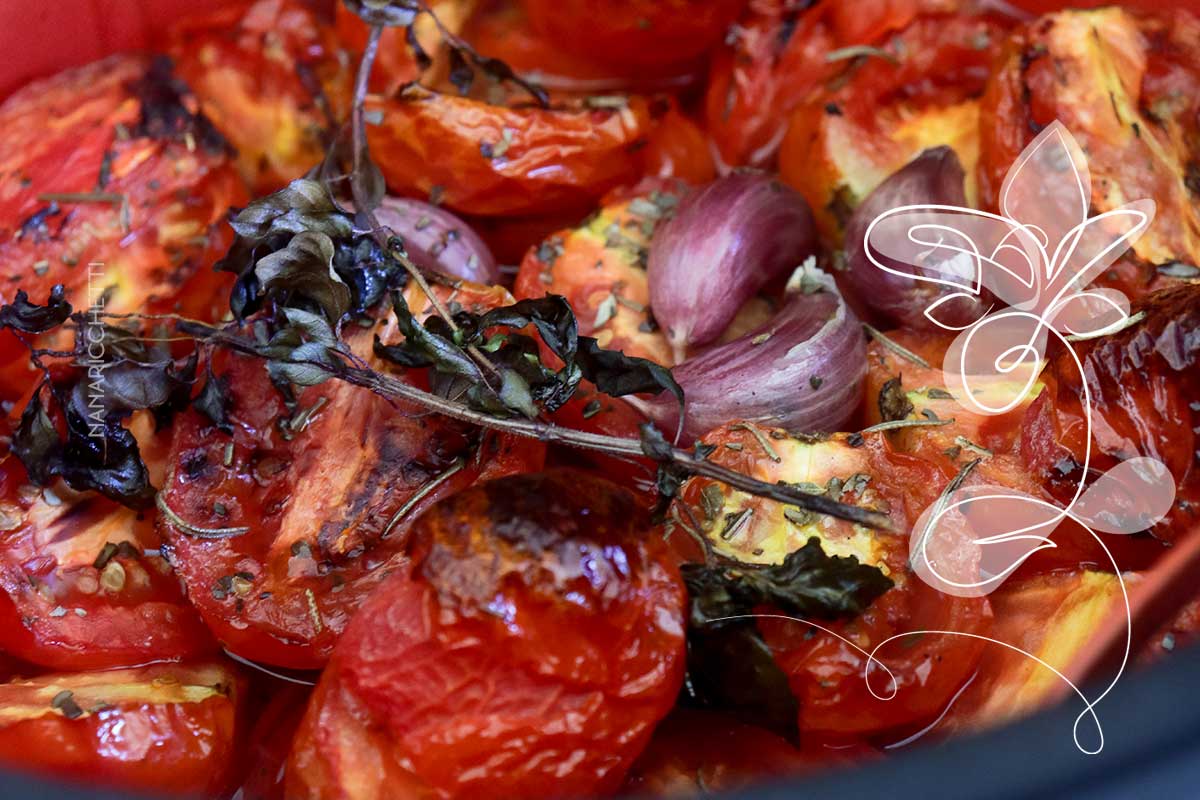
[861,121,1177,753]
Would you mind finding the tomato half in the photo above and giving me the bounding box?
[286,469,687,800]
[170,0,354,194]
[366,86,650,217]
[157,282,545,669]
[0,425,216,671]
[0,661,243,796]
[677,422,992,737]
[0,53,245,398]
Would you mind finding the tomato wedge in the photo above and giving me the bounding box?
[0,661,243,796]
[157,282,545,669]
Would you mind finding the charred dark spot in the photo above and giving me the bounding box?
[127,56,229,154]
[180,449,210,480]
[1185,160,1200,198]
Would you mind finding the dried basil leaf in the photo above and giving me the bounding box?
[0,284,71,333]
[12,390,60,485]
[254,231,351,324]
[682,537,893,624]
[878,376,913,422]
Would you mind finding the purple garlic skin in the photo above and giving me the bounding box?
[648,172,817,361]
[374,196,499,284]
[636,266,866,442]
[844,146,993,330]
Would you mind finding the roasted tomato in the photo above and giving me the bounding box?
[287,469,687,800]
[0,54,244,398]
[676,422,992,736]
[621,709,809,797]
[861,328,1169,573]
[462,0,634,92]
[0,661,243,796]
[169,0,354,194]
[778,10,1009,239]
[1030,284,1200,545]
[977,7,1200,279]
[704,0,975,169]
[366,85,650,217]
[157,282,545,669]
[520,0,746,72]
[0,417,215,671]
[938,570,1125,734]
[513,186,682,364]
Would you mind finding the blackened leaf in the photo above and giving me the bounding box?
[878,377,913,422]
[577,336,683,410]
[684,623,800,741]
[680,538,891,738]
[194,363,232,433]
[254,231,352,323]
[682,537,893,624]
[0,285,71,333]
[12,391,61,484]
[469,54,549,107]
[373,335,432,368]
[59,406,155,509]
[477,295,579,363]
[230,179,354,242]
[638,422,674,461]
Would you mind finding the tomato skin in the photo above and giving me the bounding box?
[159,283,545,670]
[621,709,809,796]
[640,101,717,185]
[704,1,840,169]
[1033,284,1200,545]
[170,0,354,194]
[0,53,245,397]
[0,661,243,796]
[286,469,687,800]
[367,86,650,217]
[520,0,746,71]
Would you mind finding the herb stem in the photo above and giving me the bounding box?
[177,320,890,530]
[349,22,499,380]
